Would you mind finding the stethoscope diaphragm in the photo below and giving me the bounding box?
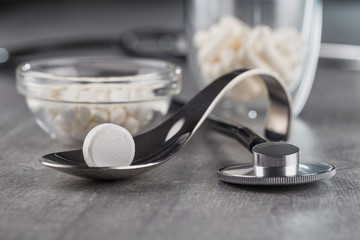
[217,142,336,185]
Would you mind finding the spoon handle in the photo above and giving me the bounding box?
[172,99,266,152]
[134,69,292,162]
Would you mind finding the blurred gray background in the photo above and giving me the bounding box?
[0,0,359,47]
[1,0,359,98]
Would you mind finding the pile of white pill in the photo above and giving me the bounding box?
[194,15,303,100]
[26,83,169,143]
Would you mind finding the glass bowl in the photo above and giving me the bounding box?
[186,0,322,117]
[16,56,182,145]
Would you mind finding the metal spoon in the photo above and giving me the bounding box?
[40,68,291,180]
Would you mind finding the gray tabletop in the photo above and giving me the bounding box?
[1,2,360,240]
[1,58,360,240]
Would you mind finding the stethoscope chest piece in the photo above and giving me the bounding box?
[217,142,336,185]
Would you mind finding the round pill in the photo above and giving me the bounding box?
[82,123,135,167]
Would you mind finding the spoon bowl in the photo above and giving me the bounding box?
[41,150,163,180]
[40,68,292,180]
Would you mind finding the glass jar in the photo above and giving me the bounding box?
[186,0,322,117]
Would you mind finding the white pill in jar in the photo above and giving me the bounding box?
[82,123,135,167]
[193,15,303,100]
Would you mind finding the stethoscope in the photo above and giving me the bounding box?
[2,30,336,185]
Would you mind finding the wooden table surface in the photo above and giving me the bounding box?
[1,58,360,240]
